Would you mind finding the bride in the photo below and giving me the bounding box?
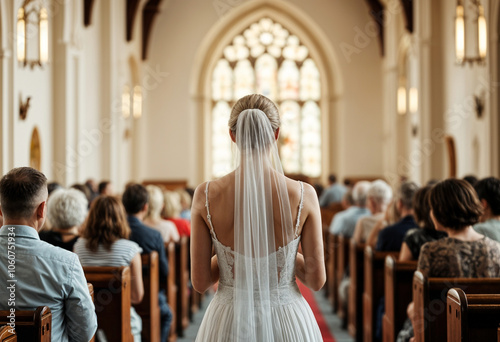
[191,94,326,341]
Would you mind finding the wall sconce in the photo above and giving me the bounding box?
[122,85,131,118]
[409,87,418,113]
[17,1,49,69]
[455,0,487,65]
[397,86,418,115]
[397,86,407,115]
[133,86,142,119]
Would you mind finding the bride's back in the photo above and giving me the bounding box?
[205,171,305,251]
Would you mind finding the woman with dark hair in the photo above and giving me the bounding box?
[398,186,447,261]
[397,179,500,342]
[74,196,144,341]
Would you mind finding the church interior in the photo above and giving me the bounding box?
[1,0,500,341]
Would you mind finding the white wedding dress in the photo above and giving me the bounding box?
[195,181,323,342]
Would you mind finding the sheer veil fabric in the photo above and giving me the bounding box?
[233,109,295,341]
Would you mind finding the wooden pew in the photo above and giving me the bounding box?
[321,203,343,300]
[83,266,132,342]
[175,237,190,336]
[382,257,417,342]
[336,235,351,326]
[88,283,95,342]
[0,326,16,341]
[134,252,160,342]
[348,240,365,342]
[327,233,339,311]
[0,306,51,342]
[447,288,500,342]
[413,271,500,342]
[166,242,178,342]
[362,247,398,342]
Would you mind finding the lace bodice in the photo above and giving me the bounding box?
[204,181,304,291]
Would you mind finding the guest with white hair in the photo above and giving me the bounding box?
[329,180,371,237]
[353,180,393,243]
[39,188,88,251]
[144,185,180,243]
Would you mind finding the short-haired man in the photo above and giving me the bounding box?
[329,181,371,237]
[0,167,97,341]
[474,177,500,242]
[376,181,419,251]
[319,174,347,208]
[122,184,172,342]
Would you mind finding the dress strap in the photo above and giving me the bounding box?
[204,182,217,240]
[294,181,304,238]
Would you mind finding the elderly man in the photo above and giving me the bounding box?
[329,180,371,238]
[353,180,393,243]
[0,167,97,341]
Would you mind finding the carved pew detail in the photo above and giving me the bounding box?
[348,240,365,342]
[0,306,51,342]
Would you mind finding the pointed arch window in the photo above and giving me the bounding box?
[211,17,321,178]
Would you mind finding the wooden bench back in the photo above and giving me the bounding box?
[165,241,178,341]
[336,235,351,324]
[382,257,417,342]
[413,271,500,342]
[0,326,16,341]
[363,247,399,342]
[175,237,190,336]
[83,266,132,342]
[133,252,160,342]
[327,233,339,311]
[348,240,365,342]
[0,306,51,342]
[447,288,500,342]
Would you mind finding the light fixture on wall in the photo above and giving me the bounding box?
[133,86,142,119]
[397,86,407,115]
[455,0,487,65]
[16,0,49,68]
[122,85,131,118]
[397,86,418,115]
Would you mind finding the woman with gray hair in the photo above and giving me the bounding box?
[39,188,88,251]
[353,180,393,243]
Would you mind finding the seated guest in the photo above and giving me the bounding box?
[74,196,144,341]
[341,187,354,210]
[375,181,419,251]
[71,183,93,203]
[319,174,347,208]
[463,174,479,187]
[399,186,447,261]
[329,181,371,237]
[353,180,393,243]
[473,177,500,242]
[98,180,113,195]
[178,188,192,220]
[123,184,172,342]
[0,167,97,341]
[398,179,500,342]
[39,188,88,251]
[48,181,63,196]
[366,198,401,248]
[85,178,99,203]
[144,185,180,243]
[163,190,191,237]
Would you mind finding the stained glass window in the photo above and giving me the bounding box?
[211,17,322,178]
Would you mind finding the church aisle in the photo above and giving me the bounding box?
[178,288,354,341]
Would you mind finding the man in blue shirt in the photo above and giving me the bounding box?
[319,174,347,208]
[0,167,97,341]
[329,181,371,238]
[122,183,172,342]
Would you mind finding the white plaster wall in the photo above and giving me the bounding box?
[143,0,385,186]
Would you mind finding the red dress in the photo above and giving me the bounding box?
[168,218,191,237]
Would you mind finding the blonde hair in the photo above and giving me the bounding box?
[228,94,280,135]
[177,189,192,210]
[163,190,182,219]
[145,185,164,220]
